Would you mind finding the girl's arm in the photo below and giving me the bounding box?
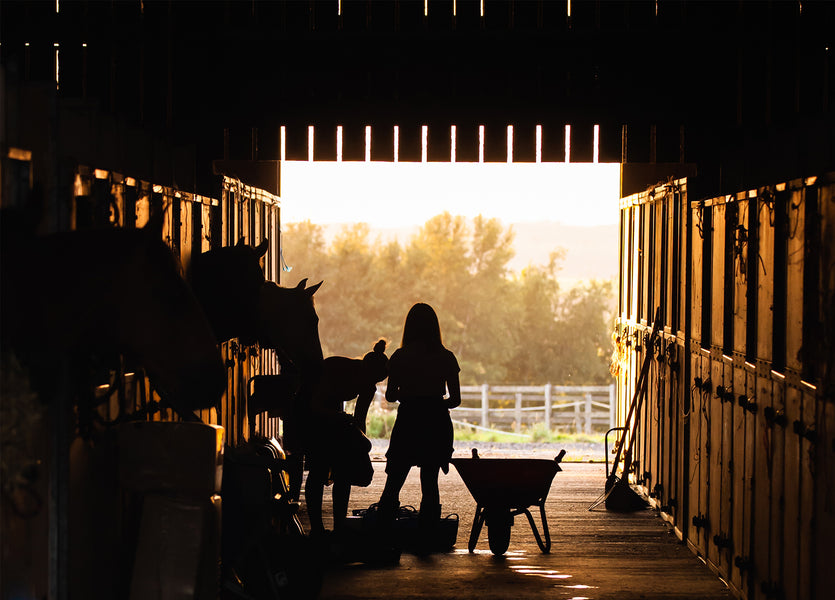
[385,372,400,403]
[446,372,461,409]
[353,385,375,434]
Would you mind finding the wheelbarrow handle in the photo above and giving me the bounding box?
[554,449,566,464]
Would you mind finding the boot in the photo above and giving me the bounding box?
[416,502,442,555]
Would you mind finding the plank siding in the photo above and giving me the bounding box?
[785,190,804,372]
[617,173,835,600]
[782,385,802,600]
[730,364,749,595]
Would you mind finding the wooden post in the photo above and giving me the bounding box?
[609,383,616,429]
[515,392,523,433]
[584,392,593,434]
[481,384,489,429]
[544,384,552,431]
[574,395,582,432]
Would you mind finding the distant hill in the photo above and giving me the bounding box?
[316,221,619,284]
[508,221,618,282]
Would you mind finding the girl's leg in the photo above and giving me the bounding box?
[332,480,351,531]
[379,463,409,508]
[376,463,410,539]
[418,465,441,509]
[286,453,304,501]
[416,465,442,553]
[304,457,328,535]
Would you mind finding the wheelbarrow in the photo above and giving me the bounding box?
[451,449,565,556]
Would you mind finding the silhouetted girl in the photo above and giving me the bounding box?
[377,303,460,546]
[305,340,389,535]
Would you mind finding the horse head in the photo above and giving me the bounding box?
[257,278,324,377]
[187,238,269,345]
[115,230,227,414]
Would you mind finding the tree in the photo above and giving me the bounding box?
[280,220,329,286]
[503,252,564,384]
[279,214,616,385]
[551,279,616,384]
[317,224,395,358]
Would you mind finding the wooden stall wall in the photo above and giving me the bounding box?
[1,159,283,599]
[64,168,283,445]
[617,174,835,600]
[218,176,284,446]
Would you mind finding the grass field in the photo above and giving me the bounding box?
[364,410,605,445]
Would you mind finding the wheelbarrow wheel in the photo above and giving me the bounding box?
[486,511,512,556]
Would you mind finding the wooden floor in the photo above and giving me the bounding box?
[306,457,732,600]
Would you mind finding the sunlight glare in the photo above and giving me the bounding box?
[451,125,457,163]
[279,161,621,229]
[54,44,60,88]
[280,126,286,162]
[308,126,314,162]
[565,124,571,163]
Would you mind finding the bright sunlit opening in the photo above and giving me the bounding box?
[279,160,620,229]
[450,125,457,163]
[307,126,314,162]
[280,126,286,161]
[54,45,60,88]
[564,124,571,163]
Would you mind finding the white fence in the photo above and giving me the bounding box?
[373,383,615,435]
[455,384,616,434]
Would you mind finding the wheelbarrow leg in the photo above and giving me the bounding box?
[468,505,486,552]
[520,500,551,553]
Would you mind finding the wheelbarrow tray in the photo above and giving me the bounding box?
[451,458,561,509]
[451,456,562,555]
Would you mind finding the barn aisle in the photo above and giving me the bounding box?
[309,458,731,600]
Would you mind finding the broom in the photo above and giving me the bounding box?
[589,307,661,512]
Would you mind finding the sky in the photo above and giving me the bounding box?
[279,161,622,228]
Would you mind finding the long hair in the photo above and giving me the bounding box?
[401,303,443,349]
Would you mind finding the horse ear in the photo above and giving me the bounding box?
[235,238,246,247]
[306,280,323,296]
[295,278,309,289]
[254,239,269,258]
